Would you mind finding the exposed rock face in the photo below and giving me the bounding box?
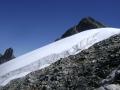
[0,48,15,64]
[1,33,120,90]
[57,17,106,40]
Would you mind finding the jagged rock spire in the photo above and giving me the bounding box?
[0,48,15,64]
[3,48,14,59]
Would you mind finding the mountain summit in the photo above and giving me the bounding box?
[57,17,106,40]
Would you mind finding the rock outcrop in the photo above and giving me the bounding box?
[1,33,120,90]
[56,17,106,40]
[0,48,15,65]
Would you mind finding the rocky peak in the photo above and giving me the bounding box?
[0,48,15,64]
[77,17,105,31]
[3,48,14,59]
[57,17,106,40]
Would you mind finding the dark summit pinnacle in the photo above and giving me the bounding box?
[4,48,14,59]
[56,17,106,40]
[0,48,15,64]
[77,17,105,31]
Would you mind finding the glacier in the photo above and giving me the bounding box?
[0,28,120,86]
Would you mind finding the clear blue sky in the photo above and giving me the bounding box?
[0,0,120,56]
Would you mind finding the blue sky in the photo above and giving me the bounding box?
[0,0,120,56]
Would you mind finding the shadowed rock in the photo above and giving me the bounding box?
[0,48,15,64]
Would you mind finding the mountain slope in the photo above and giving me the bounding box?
[1,30,120,90]
[0,28,120,87]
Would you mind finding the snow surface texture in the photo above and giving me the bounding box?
[0,28,120,86]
